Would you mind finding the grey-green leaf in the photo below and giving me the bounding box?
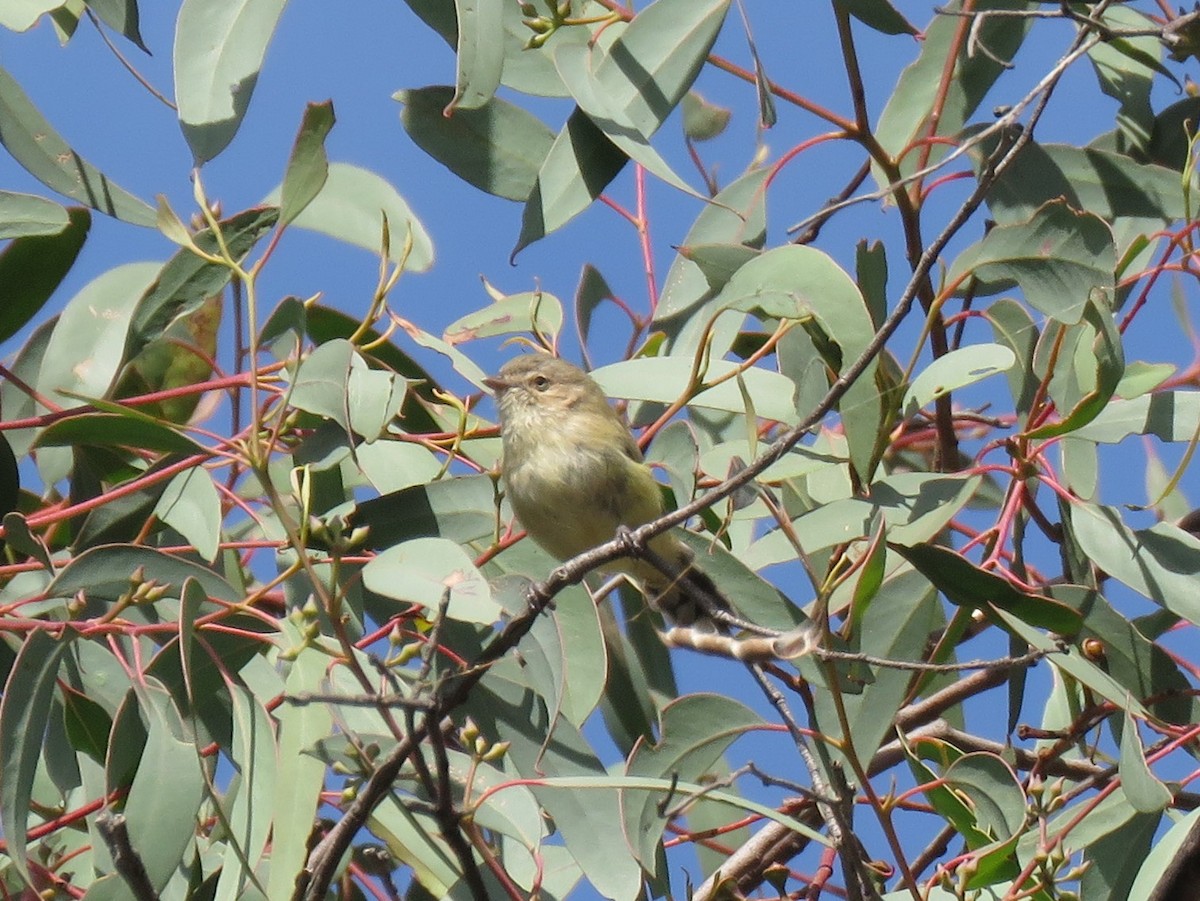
[264,162,433,270]
[279,100,335,228]
[397,86,556,202]
[449,0,503,112]
[154,466,221,562]
[0,631,73,886]
[174,0,289,164]
[1118,708,1172,814]
[592,0,730,139]
[948,200,1116,325]
[0,66,155,225]
[0,190,69,238]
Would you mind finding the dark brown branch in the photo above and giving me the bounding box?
[96,813,158,901]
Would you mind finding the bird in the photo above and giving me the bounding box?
[483,354,822,662]
[483,353,719,628]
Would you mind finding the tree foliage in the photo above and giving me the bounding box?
[1,1,1200,899]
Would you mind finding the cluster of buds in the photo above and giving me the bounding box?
[520,0,573,48]
[460,718,510,763]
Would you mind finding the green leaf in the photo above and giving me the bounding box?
[396,86,556,202]
[1128,807,1200,900]
[61,686,112,764]
[304,303,441,434]
[993,608,1151,719]
[623,694,763,867]
[46,544,241,603]
[656,166,768,331]
[514,109,627,257]
[905,737,995,849]
[264,162,433,270]
[1049,584,1196,725]
[0,66,155,225]
[290,339,408,441]
[892,542,1082,635]
[448,0,503,112]
[943,753,1026,840]
[1116,362,1174,400]
[361,537,501,624]
[1087,6,1160,153]
[265,647,334,900]
[38,261,161,405]
[0,630,73,887]
[443,291,565,345]
[713,245,881,477]
[1070,503,1200,626]
[174,0,289,164]
[948,200,1116,325]
[214,685,275,899]
[681,90,730,141]
[114,292,221,425]
[747,473,979,567]
[1025,291,1125,439]
[350,474,499,548]
[84,0,148,51]
[874,0,1031,182]
[0,0,60,30]
[904,344,1016,416]
[0,205,90,345]
[554,42,701,199]
[1081,812,1160,901]
[128,206,279,358]
[835,0,916,36]
[154,466,221,562]
[368,796,459,896]
[1073,390,1200,444]
[468,676,645,900]
[978,138,1189,229]
[0,190,69,238]
[36,412,205,455]
[592,0,730,139]
[121,681,207,891]
[1119,708,1172,814]
[575,263,614,354]
[591,356,799,425]
[678,242,760,293]
[984,297,1040,418]
[402,0,600,98]
[814,569,938,769]
[279,100,335,228]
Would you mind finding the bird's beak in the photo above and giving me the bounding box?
[482,375,510,394]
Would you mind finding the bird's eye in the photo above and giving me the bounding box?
[532,375,550,391]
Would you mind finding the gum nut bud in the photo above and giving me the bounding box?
[130,565,147,586]
[474,736,490,756]
[302,597,321,619]
[461,719,480,744]
[519,1,537,14]
[341,785,357,804]
[482,741,510,762]
[395,642,423,664]
[1082,638,1105,662]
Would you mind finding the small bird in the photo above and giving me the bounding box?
[484,353,820,661]
[483,353,717,627]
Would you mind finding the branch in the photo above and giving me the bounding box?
[96,813,158,901]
